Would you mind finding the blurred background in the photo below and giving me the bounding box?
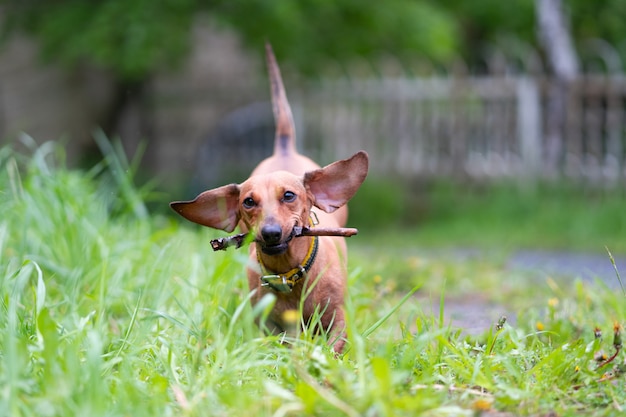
[0,0,625,249]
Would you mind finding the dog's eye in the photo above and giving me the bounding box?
[282,191,296,202]
[242,197,256,208]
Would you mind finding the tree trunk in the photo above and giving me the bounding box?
[536,0,579,175]
[80,77,154,173]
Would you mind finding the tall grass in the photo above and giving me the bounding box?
[1,139,625,416]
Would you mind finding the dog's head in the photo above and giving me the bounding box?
[171,43,368,255]
[170,151,368,255]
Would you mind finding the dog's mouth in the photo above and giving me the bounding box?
[260,242,289,255]
[258,226,296,256]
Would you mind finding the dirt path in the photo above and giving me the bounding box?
[422,250,626,336]
[507,249,625,288]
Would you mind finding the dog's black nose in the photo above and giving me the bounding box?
[261,224,282,245]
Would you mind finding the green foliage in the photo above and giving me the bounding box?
[421,180,626,252]
[3,0,626,79]
[345,177,409,230]
[434,0,626,69]
[2,0,196,80]
[1,140,626,416]
[349,179,626,254]
[0,0,459,79]
[435,0,536,64]
[569,0,626,53]
[216,0,458,74]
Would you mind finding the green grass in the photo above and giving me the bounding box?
[1,140,626,416]
[349,177,626,254]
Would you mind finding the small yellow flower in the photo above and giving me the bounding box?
[536,321,545,331]
[373,275,382,284]
[472,398,492,412]
[548,298,559,308]
[282,309,300,326]
[613,322,622,349]
[574,365,580,372]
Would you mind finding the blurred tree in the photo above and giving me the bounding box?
[435,0,626,71]
[435,0,536,67]
[213,0,458,74]
[1,0,624,147]
[0,0,458,143]
[568,0,626,47]
[0,0,459,80]
[1,0,197,81]
[536,0,578,172]
[2,0,625,81]
[1,0,199,148]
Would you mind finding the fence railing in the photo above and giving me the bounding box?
[292,73,626,183]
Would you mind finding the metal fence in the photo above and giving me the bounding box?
[189,41,626,187]
[292,73,626,183]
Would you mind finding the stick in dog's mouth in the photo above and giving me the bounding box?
[210,226,359,251]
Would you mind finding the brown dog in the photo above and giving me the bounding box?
[170,44,368,352]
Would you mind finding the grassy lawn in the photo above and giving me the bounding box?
[348,177,626,255]
[2,141,625,416]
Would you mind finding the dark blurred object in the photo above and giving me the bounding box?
[192,101,274,192]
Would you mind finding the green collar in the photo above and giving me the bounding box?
[258,236,319,293]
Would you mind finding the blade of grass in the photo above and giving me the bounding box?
[606,246,625,296]
[141,308,198,338]
[362,284,421,338]
[93,129,148,219]
[32,260,45,317]
[113,290,143,361]
[438,279,446,331]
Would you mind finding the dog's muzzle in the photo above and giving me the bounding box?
[259,223,295,255]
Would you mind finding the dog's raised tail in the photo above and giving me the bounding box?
[265,43,297,156]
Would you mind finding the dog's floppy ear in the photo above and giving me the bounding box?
[304,151,369,213]
[170,184,241,232]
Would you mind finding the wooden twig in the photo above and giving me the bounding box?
[210,227,359,251]
[210,234,248,251]
[293,226,358,238]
